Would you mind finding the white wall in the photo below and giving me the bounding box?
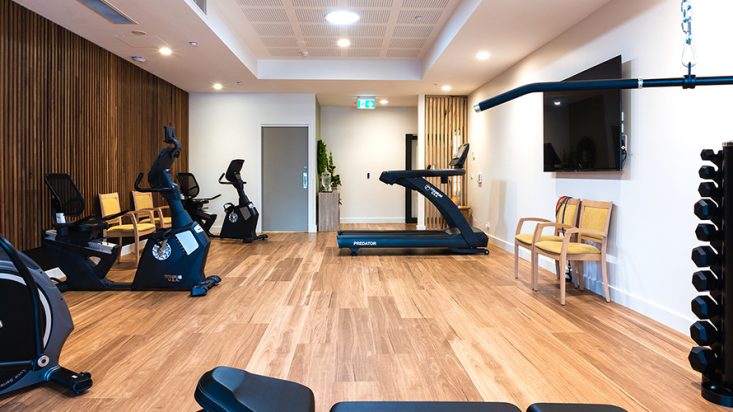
[467,0,733,332]
[188,93,318,232]
[320,106,417,223]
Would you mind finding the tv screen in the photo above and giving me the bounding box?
[543,56,622,172]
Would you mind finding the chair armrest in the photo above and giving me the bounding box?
[515,217,550,235]
[532,222,575,243]
[564,228,607,239]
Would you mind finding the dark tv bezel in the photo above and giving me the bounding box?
[543,55,623,172]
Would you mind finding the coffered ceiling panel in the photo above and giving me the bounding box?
[236,0,459,59]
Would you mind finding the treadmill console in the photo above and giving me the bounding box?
[449,144,470,169]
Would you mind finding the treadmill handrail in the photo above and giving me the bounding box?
[380,169,464,184]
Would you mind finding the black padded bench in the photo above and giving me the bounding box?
[195,367,626,412]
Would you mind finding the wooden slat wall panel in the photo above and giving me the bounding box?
[424,96,468,228]
[0,0,189,249]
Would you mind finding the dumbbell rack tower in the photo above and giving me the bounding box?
[691,143,733,406]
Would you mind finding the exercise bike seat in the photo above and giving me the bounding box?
[195,367,315,412]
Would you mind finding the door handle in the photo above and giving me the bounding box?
[302,171,308,189]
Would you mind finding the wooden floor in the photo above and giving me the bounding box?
[0,225,722,411]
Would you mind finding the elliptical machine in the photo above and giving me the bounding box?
[0,235,92,396]
[216,159,267,243]
[42,126,221,297]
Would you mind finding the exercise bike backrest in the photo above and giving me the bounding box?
[134,126,192,228]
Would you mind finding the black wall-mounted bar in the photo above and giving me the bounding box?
[473,76,733,112]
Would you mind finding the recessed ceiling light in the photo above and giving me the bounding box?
[131,55,146,62]
[189,41,198,47]
[380,99,389,105]
[325,10,360,25]
[131,30,146,36]
[337,38,351,48]
[212,83,223,90]
[475,51,491,61]
[159,46,172,56]
[441,84,452,92]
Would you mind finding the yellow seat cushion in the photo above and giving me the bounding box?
[515,233,563,245]
[535,240,600,255]
[141,216,172,225]
[107,223,156,233]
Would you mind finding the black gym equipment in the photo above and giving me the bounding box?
[42,126,221,297]
[0,235,92,397]
[215,159,268,243]
[689,144,733,406]
[194,366,625,412]
[337,144,488,255]
[177,172,221,237]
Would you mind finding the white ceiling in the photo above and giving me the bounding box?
[14,0,614,107]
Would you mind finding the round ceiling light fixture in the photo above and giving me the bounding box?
[380,99,389,105]
[212,83,223,91]
[441,84,452,92]
[475,51,491,61]
[159,46,173,56]
[337,38,351,48]
[326,10,360,25]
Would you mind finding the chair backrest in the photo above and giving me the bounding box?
[177,172,200,199]
[578,200,613,242]
[44,173,86,217]
[99,193,122,218]
[554,197,580,227]
[132,191,154,210]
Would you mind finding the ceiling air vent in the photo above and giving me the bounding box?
[193,0,207,14]
[78,0,136,24]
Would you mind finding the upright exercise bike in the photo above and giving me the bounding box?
[0,235,92,397]
[42,126,221,296]
[216,159,267,243]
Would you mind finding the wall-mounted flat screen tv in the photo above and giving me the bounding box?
[543,55,622,172]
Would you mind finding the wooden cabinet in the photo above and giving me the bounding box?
[318,192,340,232]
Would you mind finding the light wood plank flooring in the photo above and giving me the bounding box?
[0,225,722,411]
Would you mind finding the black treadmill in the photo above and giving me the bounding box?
[337,144,488,255]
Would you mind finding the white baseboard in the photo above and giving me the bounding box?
[490,234,693,333]
[339,217,406,224]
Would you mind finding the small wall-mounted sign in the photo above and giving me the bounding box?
[356,98,376,110]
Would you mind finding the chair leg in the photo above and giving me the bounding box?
[514,243,519,279]
[601,254,610,302]
[531,250,538,291]
[577,261,584,290]
[559,255,567,305]
[555,260,561,280]
[134,236,140,264]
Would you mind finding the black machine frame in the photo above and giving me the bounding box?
[337,144,488,255]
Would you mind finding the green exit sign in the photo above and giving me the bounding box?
[356,98,376,109]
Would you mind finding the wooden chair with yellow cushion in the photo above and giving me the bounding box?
[514,197,580,289]
[99,192,156,264]
[532,200,613,305]
[132,191,171,229]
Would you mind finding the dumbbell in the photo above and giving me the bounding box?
[696,223,721,242]
[689,346,719,374]
[701,149,723,167]
[699,165,722,184]
[691,321,720,346]
[692,246,721,268]
[699,182,723,199]
[695,199,721,222]
[693,270,721,292]
[692,295,721,319]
